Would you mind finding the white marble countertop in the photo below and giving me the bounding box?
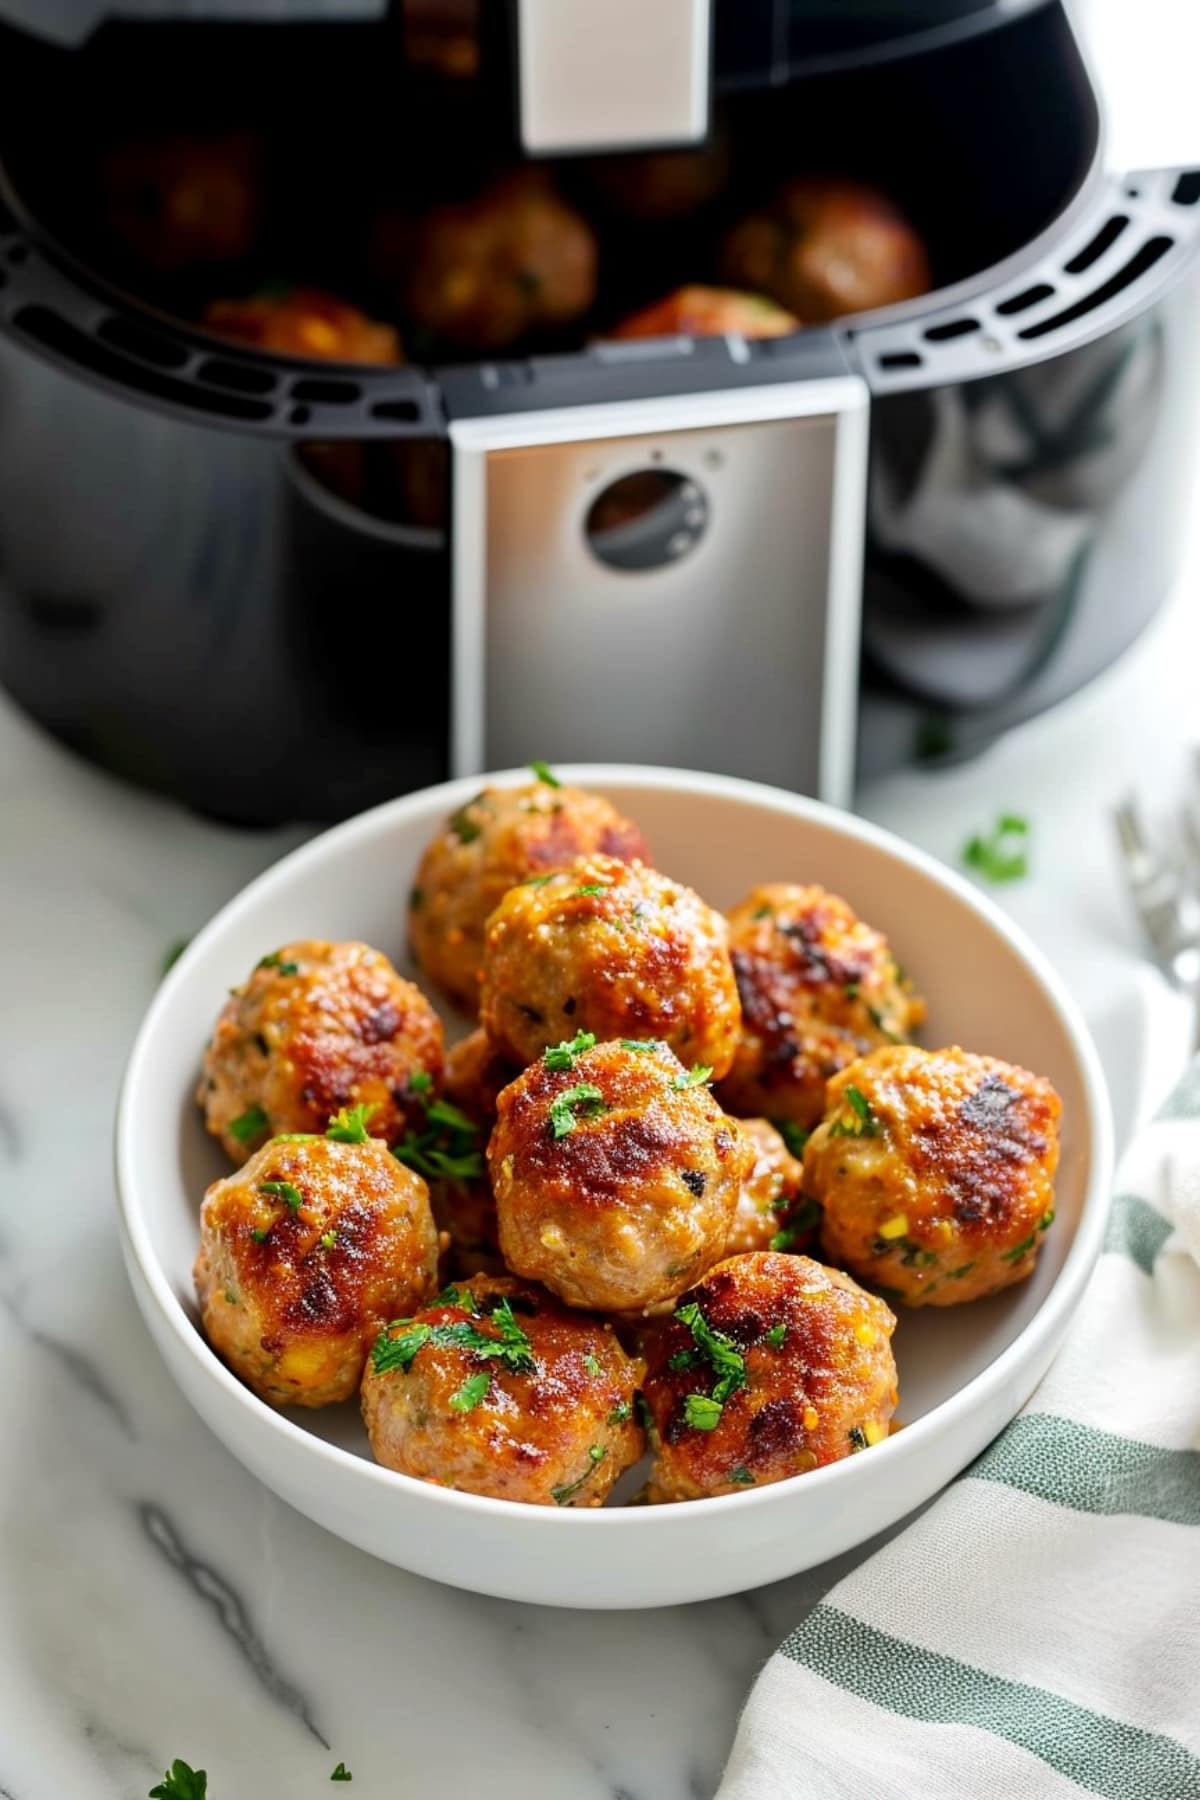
[3,7,1200,1795]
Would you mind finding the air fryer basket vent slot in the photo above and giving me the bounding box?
[923,317,980,343]
[1017,235,1174,341]
[877,350,922,371]
[97,315,190,370]
[1063,213,1129,274]
[196,357,278,395]
[1173,172,1200,207]
[291,376,361,405]
[994,282,1056,317]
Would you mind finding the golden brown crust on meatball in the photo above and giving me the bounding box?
[194,1134,438,1407]
[607,285,800,342]
[375,170,597,351]
[409,780,650,1012]
[725,1118,820,1257]
[716,884,924,1130]
[489,1039,753,1314]
[204,287,401,364]
[361,1274,645,1505]
[806,1045,1062,1307]
[199,940,444,1163]
[642,1252,897,1502]
[481,856,741,1074]
[720,177,931,324]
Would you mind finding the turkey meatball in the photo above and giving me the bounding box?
[204,286,401,363]
[489,1038,753,1314]
[607,285,800,342]
[361,1274,645,1505]
[195,1133,438,1407]
[717,884,924,1130]
[642,1251,897,1502]
[199,940,443,1163]
[481,857,741,1074]
[409,778,650,1011]
[806,1045,1062,1307]
[101,130,263,273]
[726,1118,820,1258]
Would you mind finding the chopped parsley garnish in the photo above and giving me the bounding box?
[450,1371,491,1413]
[621,1038,662,1054]
[845,981,859,999]
[544,1031,597,1072]
[371,1297,535,1378]
[583,1353,602,1377]
[449,802,483,844]
[728,1466,755,1486]
[866,1002,902,1043]
[149,1762,207,1800]
[763,1323,787,1349]
[775,1119,810,1159]
[751,905,773,921]
[424,1098,476,1136]
[161,938,189,977]
[258,1180,303,1212]
[523,872,555,887]
[607,1400,632,1424]
[848,1426,869,1452]
[829,1085,880,1139]
[436,1282,475,1311]
[682,1394,723,1431]
[1039,1208,1056,1231]
[577,883,607,897]
[228,1104,269,1145]
[672,1065,713,1091]
[963,813,1030,884]
[326,1102,376,1143]
[250,1227,270,1243]
[529,760,561,788]
[331,1763,353,1781]
[408,1070,434,1095]
[257,952,299,975]
[769,1228,796,1252]
[636,1394,660,1449]
[673,1299,747,1431]
[549,1082,606,1138]
[551,1447,606,1504]
[395,1088,482,1189]
[947,1262,977,1280]
[319,1229,337,1250]
[1001,1232,1038,1262]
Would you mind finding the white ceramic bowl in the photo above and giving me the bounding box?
[116,767,1112,1610]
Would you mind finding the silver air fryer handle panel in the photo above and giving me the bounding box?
[448,367,868,804]
[516,0,711,155]
[2,0,382,47]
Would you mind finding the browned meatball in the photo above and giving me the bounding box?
[361,1274,645,1505]
[642,1252,897,1502]
[101,130,263,273]
[374,170,597,351]
[481,857,741,1074]
[489,1038,753,1313]
[720,177,931,323]
[607,285,800,342]
[716,884,924,1130]
[725,1118,820,1258]
[204,287,401,364]
[199,940,443,1163]
[195,1133,438,1407]
[409,777,650,1011]
[806,1045,1062,1307]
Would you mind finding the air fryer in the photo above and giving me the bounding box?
[0,0,1195,822]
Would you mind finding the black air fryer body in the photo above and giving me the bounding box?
[0,0,1196,822]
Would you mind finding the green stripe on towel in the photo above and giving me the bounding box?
[1157,1060,1200,1120]
[970,1415,1200,1527]
[1105,1191,1174,1274]
[782,1605,1200,1800]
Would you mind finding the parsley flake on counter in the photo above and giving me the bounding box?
[672,1065,713,1091]
[544,1030,597,1071]
[529,760,562,788]
[550,1082,606,1138]
[149,1760,207,1799]
[450,1371,491,1412]
[258,1180,303,1212]
[325,1102,377,1144]
[228,1104,268,1145]
[257,952,299,975]
[829,1085,880,1139]
[331,1763,353,1782]
[963,813,1030,884]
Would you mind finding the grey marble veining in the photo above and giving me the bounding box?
[1,540,1198,1798]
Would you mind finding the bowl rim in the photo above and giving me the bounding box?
[115,763,1114,1530]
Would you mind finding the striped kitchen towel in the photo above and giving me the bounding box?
[718,1060,1200,1800]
